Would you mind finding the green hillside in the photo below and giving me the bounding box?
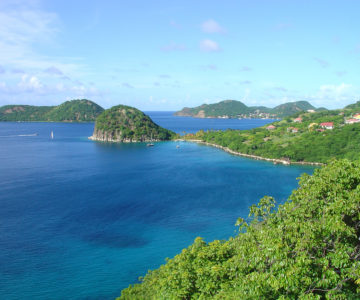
[271,100,315,117]
[44,99,104,122]
[90,104,176,142]
[174,100,322,119]
[0,99,104,122]
[183,103,360,164]
[119,159,360,299]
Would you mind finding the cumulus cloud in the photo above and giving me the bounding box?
[18,74,43,92]
[201,19,226,34]
[200,39,221,52]
[161,43,186,51]
[306,83,357,108]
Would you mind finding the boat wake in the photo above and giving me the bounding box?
[0,133,38,137]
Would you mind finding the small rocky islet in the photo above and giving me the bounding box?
[89,104,176,142]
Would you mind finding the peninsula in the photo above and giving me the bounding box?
[174,99,326,119]
[89,104,176,142]
[182,100,360,164]
[0,99,104,122]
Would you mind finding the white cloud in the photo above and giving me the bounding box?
[201,19,226,34]
[18,74,43,92]
[307,83,357,108]
[200,39,221,52]
[44,66,64,76]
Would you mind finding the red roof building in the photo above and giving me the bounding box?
[320,122,334,129]
[345,118,360,124]
[293,117,302,123]
[267,125,276,130]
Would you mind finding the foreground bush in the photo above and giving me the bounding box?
[119,159,360,299]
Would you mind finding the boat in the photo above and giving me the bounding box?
[176,145,180,149]
[50,131,54,139]
[147,143,154,147]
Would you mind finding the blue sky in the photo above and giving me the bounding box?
[0,0,359,110]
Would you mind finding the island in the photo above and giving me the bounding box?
[0,99,104,122]
[89,104,176,142]
[181,100,360,164]
[174,99,326,119]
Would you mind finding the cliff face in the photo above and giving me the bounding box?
[89,105,176,143]
[89,128,162,142]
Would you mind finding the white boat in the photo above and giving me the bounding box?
[51,131,54,139]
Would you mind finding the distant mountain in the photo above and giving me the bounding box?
[89,105,176,142]
[271,101,316,117]
[174,100,324,119]
[0,99,104,122]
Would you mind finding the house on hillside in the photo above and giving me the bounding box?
[307,109,315,113]
[320,122,334,130]
[287,127,299,133]
[353,113,360,120]
[267,125,276,130]
[345,118,360,125]
[293,117,302,123]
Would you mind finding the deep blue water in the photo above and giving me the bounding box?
[0,113,314,299]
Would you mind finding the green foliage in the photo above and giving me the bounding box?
[119,159,360,299]
[174,100,319,118]
[93,104,176,142]
[183,105,360,163]
[0,99,104,122]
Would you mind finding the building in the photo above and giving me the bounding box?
[293,117,302,123]
[320,122,334,130]
[353,113,360,120]
[345,118,360,124]
[267,125,276,130]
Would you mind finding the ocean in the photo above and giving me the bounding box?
[0,112,314,299]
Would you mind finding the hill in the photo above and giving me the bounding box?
[174,100,322,119]
[89,105,176,142]
[119,159,360,299]
[0,99,104,122]
[182,101,360,164]
[271,100,315,117]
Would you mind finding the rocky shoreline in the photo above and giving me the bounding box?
[183,139,324,166]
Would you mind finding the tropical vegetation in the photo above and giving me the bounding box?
[0,99,104,122]
[119,159,360,299]
[174,100,324,118]
[92,104,176,142]
[183,103,360,163]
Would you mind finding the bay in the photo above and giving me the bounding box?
[0,113,313,299]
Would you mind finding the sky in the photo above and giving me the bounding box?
[0,0,359,110]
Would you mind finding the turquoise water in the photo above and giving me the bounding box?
[0,114,314,299]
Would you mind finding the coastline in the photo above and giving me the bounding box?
[181,139,324,166]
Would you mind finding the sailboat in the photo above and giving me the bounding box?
[50,131,54,139]
[147,132,154,147]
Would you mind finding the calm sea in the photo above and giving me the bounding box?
[0,112,313,299]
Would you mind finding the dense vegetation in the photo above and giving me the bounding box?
[119,159,360,299]
[91,105,176,142]
[0,99,104,122]
[174,100,322,118]
[183,104,360,163]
